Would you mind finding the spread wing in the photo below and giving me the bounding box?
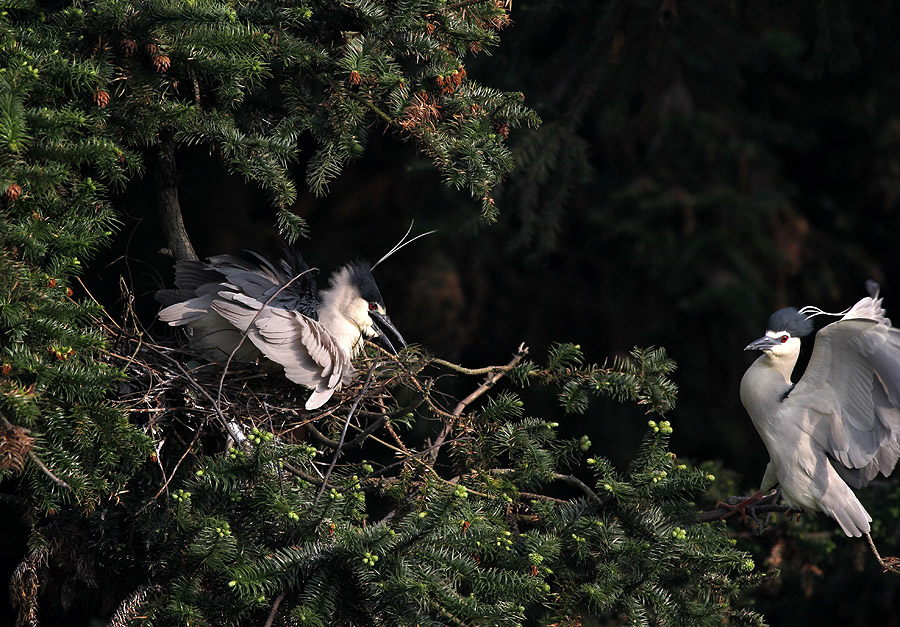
[211,291,355,410]
[208,251,320,317]
[787,309,900,488]
[158,278,262,364]
[156,251,321,367]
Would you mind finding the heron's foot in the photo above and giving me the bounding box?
[879,556,900,574]
[786,507,803,523]
[713,488,782,530]
[715,491,765,524]
[865,533,900,574]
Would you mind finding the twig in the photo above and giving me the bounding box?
[347,89,394,125]
[28,452,70,490]
[429,358,507,376]
[305,416,389,450]
[143,343,249,450]
[314,363,379,504]
[519,491,566,504]
[697,495,791,523]
[283,462,325,486]
[446,0,493,10]
[365,436,474,479]
[552,473,600,503]
[451,343,528,418]
[263,592,285,627]
[138,428,203,513]
[303,397,423,450]
[427,343,529,463]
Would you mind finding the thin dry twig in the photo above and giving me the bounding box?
[138,427,204,513]
[315,363,379,504]
[27,452,71,490]
[263,591,286,627]
[427,343,529,463]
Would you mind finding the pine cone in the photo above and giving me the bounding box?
[93,89,110,108]
[153,54,171,73]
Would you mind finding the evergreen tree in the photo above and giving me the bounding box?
[0,2,765,625]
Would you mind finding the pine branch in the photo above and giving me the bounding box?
[26,451,71,490]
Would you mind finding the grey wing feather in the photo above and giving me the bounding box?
[157,249,338,407]
[789,317,900,485]
[158,288,262,363]
[209,251,319,316]
[156,259,224,306]
[211,292,354,410]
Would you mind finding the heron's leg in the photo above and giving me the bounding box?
[864,533,900,574]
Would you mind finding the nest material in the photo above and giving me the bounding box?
[102,322,423,451]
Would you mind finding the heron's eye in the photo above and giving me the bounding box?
[368,302,378,311]
[780,335,789,343]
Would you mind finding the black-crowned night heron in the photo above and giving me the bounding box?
[741,281,900,570]
[156,248,405,410]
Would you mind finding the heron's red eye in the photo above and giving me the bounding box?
[780,335,789,343]
[369,302,378,311]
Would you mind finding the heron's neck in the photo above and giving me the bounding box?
[759,349,799,383]
[318,282,371,357]
[739,351,798,427]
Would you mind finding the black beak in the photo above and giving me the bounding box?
[744,336,780,352]
[370,311,406,354]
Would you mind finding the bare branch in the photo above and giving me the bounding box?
[27,452,71,490]
[427,343,529,463]
[314,363,379,504]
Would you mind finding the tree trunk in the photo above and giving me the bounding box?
[155,129,197,262]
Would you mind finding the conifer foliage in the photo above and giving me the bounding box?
[1,1,762,625]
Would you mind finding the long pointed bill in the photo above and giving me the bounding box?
[370,311,407,354]
[744,336,781,351]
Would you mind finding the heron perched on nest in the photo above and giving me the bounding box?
[156,238,417,410]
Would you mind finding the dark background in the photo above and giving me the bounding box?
[6,0,900,624]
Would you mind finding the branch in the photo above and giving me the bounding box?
[263,592,285,627]
[552,473,601,503]
[446,0,495,10]
[427,343,529,463]
[429,358,508,376]
[27,452,71,490]
[143,343,249,451]
[314,363,379,504]
[282,462,324,487]
[303,398,423,450]
[697,492,790,524]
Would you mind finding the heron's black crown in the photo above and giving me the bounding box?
[766,307,814,337]
[347,262,385,306]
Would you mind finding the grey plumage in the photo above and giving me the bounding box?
[741,285,900,537]
[157,250,404,411]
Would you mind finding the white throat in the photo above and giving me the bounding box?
[318,267,374,357]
